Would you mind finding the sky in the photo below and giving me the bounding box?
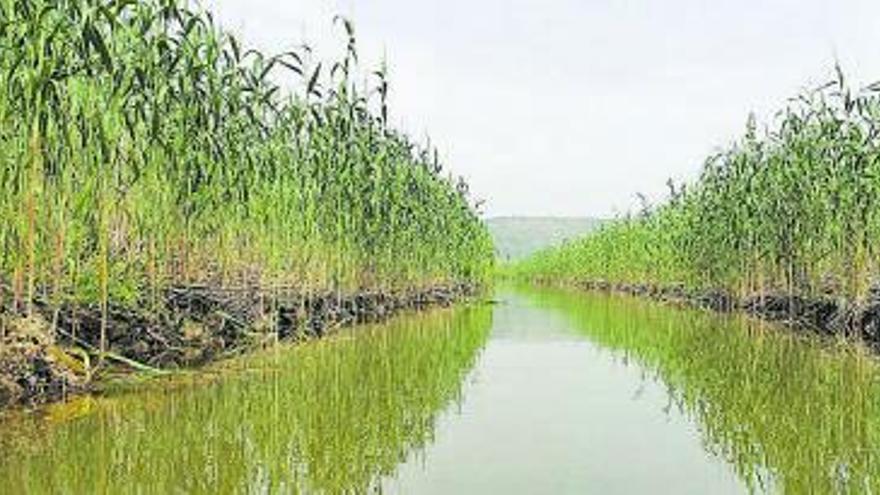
[203,0,880,218]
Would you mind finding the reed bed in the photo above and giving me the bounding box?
[513,69,880,310]
[0,0,493,339]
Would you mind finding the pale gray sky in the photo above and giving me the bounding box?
[204,0,880,217]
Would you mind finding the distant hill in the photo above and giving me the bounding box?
[486,216,604,261]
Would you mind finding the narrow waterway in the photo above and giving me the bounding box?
[2,286,879,493]
[385,289,743,494]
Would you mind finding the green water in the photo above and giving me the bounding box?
[2,287,880,494]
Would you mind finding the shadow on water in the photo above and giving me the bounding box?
[523,285,880,494]
[0,305,493,494]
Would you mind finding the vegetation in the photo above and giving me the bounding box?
[512,69,880,306]
[486,216,603,260]
[0,0,493,345]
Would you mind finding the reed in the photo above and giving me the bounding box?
[0,0,493,334]
[512,68,880,307]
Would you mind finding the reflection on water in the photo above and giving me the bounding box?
[0,306,492,494]
[2,286,879,494]
[386,289,744,494]
[530,286,880,494]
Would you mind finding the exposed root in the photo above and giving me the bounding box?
[560,279,880,348]
[0,283,477,409]
[0,315,86,407]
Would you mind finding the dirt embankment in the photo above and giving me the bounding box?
[0,283,477,408]
[556,280,880,345]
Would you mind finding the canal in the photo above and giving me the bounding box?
[2,286,878,493]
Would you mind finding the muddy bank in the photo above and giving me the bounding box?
[539,279,880,347]
[0,283,478,408]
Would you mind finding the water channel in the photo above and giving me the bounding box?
[2,286,878,493]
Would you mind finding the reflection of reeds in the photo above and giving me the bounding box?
[534,287,880,494]
[0,305,493,493]
[0,0,494,353]
[514,69,880,307]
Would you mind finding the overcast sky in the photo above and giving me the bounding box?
[203,0,880,218]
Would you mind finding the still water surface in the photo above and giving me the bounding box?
[1,286,879,493]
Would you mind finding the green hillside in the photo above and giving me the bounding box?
[487,217,603,260]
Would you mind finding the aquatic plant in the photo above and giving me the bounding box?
[0,0,494,351]
[512,68,880,307]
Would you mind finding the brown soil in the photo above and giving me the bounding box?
[568,280,880,347]
[0,283,477,409]
[0,316,85,406]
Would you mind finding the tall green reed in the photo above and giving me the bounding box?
[513,68,880,306]
[0,0,494,334]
